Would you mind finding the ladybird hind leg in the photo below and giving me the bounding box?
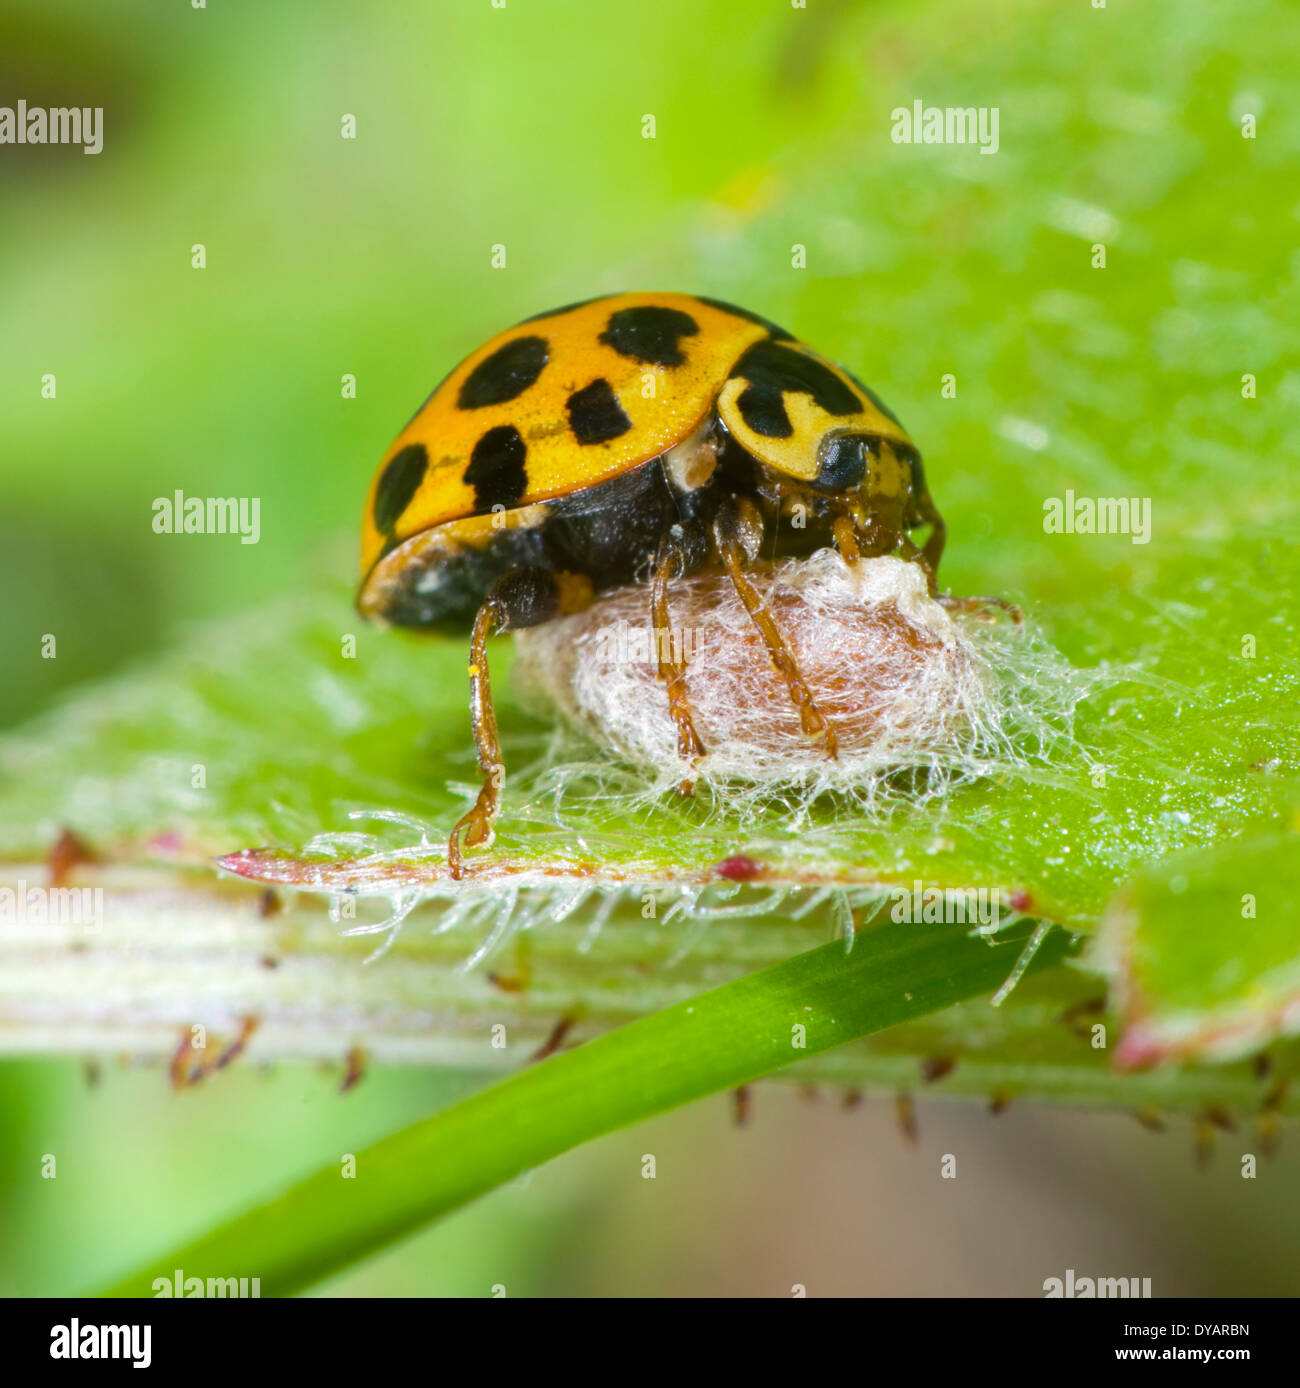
[448,566,593,879]
[713,497,838,759]
[652,541,706,795]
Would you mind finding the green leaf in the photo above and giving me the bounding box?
[1094,830,1300,1067]
[0,0,1295,1161]
[4,1,1298,928]
[101,916,1074,1297]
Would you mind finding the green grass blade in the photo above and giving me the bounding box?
[102,916,1071,1297]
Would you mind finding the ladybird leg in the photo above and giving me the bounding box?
[652,543,706,795]
[447,595,508,880]
[855,502,903,562]
[897,534,1024,626]
[831,513,863,565]
[936,590,1025,626]
[915,491,947,593]
[896,527,946,598]
[897,534,925,565]
[712,500,839,759]
[447,567,591,879]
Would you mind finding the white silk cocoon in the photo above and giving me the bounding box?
[513,551,1001,793]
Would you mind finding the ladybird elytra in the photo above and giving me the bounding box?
[356,291,946,876]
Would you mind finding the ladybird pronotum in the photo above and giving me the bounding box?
[357,292,949,876]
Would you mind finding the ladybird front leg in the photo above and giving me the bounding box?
[854,497,903,565]
[831,513,862,565]
[896,533,933,588]
[712,497,839,760]
[897,532,1024,626]
[914,488,946,593]
[782,488,864,564]
[935,589,1025,627]
[652,540,706,795]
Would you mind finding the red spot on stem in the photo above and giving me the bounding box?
[714,855,762,882]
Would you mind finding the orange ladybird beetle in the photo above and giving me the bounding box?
[358,292,947,877]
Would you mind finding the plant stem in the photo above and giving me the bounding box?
[102,916,1072,1296]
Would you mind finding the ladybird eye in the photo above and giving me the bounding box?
[814,434,868,491]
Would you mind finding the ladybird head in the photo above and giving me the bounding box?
[809,429,920,507]
[715,338,920,502]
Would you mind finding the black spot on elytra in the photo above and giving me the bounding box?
[598,305,699,366]
[694,295,794,342]
[729,339,863,438]
[814,434,869,491]
[567,378,633,445]
[457,336,549,410]
[464,425,528,511]
[734,384,792,437]
[844,366,904,427]
[373,443,428,533]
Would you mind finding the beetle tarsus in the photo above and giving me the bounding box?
[937,592,1024,627]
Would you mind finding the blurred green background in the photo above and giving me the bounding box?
[2,0,1297,1295]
